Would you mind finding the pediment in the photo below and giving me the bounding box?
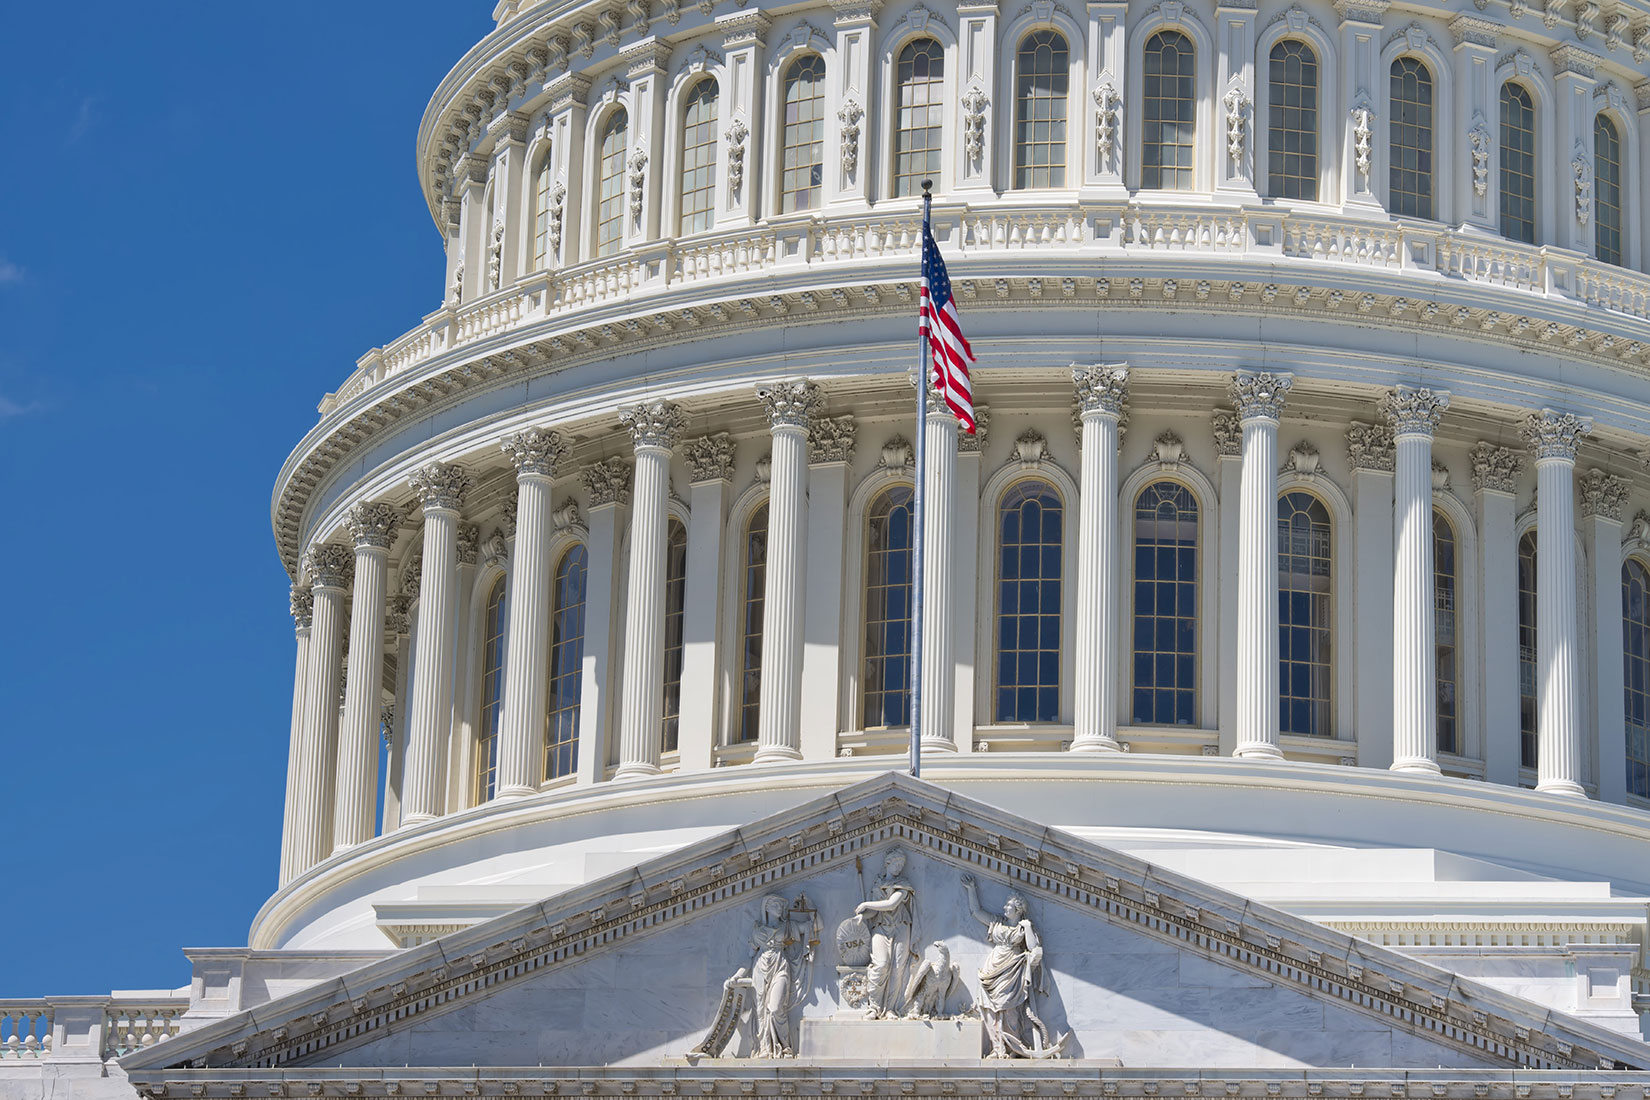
[125,774,1650,1080]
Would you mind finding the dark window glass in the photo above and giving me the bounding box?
[1596,114,1624,266]
[1434,510,1458,755]
[1131,482,1199,725]
[738,504,769,742]
[893,40,945,197]
[661,519,688,752]
[547,545,588,780]
[996,480,1063,722]
[1278,491,1332,736]
[1014,31,1069,189]
[1142,31,1196,190]
[1267,40,1319,201]
[1389,57,1434,219]
[1499,82,1536,244]
[864,485,915,727]
[1518,530,1538,769]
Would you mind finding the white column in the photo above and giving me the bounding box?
[400,462,471,825]
[1071,365,1128,753]
[577,459,628,785]
[755,380,821,764]
[458,157,489,302]
[1471,443,1525,787]
[801,418,854,762]
[1214,414,1242,756]
[1638,85,1650,270]
[382,595,412,833]
[497,430,567,797]
[1231,372,1294,759]
[1384,386,1451,774]
[1523,409,1592,796]
[616,402,685,779]
[1348,422,1395,770]
[293,546,352,873]
[278,587,313,886]
[680,436,734,772]
[918,393,961,755]
[333,502,400,849]
[953,410,987,751]
[1582,470,1629,804]
[445,523,482,811]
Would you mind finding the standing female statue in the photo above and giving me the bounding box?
[960,874,1066,1059]
[747,894,815,1057]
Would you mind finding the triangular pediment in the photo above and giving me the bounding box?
[124,775,1650,1080]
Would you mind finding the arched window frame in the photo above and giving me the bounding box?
[545,533,591,785]
[1125,9,1215,194]
[661,57,726,238]
[446,534,510,813]
[582,91,636,258]
[1592,103,1636,269]
[877,18,957,200]
[1275,470,1355,743]
[467,571,509,806]
[763,26,833,216]
[840,466,918,730]
[1492,66,1550,246]
[1378,32,1453,223]
[1430,488,1480,765]
[718,484,773,751]
[998,8,1086,192]
[1117,462,1221,735]
[1254,22,1337,203]
[1512,510,1596,782]
[613,498,693,763]
[975,456,1080,729]
[1621,549,1650,803]
[524,130,557,273]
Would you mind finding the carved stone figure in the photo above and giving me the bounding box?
[961,873,1067,1059]
[694,894,819,1059]
[901,941,968,1020]
[853,848,917,1019]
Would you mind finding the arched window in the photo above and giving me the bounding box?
[1013,30,1069,189]
[892,39,945,197]
[1131,481,1198,725]
[864,485,915,727]
[780,55,826,213]
[737,504,769,742]
[473,577,507,803]
[1623,559,1650,798]
[1518,530,1538,769]
[531,148,555,269]
[546,545,588,780]
[1266,39,1319,201]
[679,80,719,236]
[1142,30,1196,191]
[1499,82,1536,244]
[1278,491,1332,736]
[595,109,629,257]
[661,519,689,752]
[1389,57,1435,220]
[1434,510,1458,755]
[1595,114,1624,266]
[996,480,1063,722]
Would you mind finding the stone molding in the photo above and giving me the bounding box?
[305,546,355,591]
[409,462,473,512]
[1470,443,1525,494]
[501,428,568,478]
[620,400,686,451]
[386,594,412,636]
[684,433,736,482]
[344,502,402,551]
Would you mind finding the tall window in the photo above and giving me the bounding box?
[473,577,507,803]
[532,149,554,268]
[1389,57,1435,219]
[892,39,945,197]
[1267,40,1319,201]
[547,545,588,781]
[780,55,826,213]
[1518,530,1538,769]
[1624,560,1650,798]
[737,504,769,743]
[1499,82,1536,244]
[1013,30,1069,189]
[1278,492,1332,736]
[1435,511,1459,756]
[996,480,1063,722]
[661,519,688,752]
[679,80,719,236]
[595,109,629,257]
[1142,31,1196,191]
[864,485,915,727]
[1131,482,1199,725]
[1595,114,1624,266]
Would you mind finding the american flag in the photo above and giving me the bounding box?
[919,224,976,434]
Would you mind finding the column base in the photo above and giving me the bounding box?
[613,761,663,781]
[1390,757,1442,775]
[920,736,959,754]
[496,784,539,800]
[1233,742,1285,761]
[398,812,437,828]
[753,744,804,765]
[1537,777,1588,797]
[1068,736,1122,754]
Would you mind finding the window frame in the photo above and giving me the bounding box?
[1595,112,1625,267]
[772,50,828,215]
[545,541,590,784]
[1009,27,1074,191]
[860,482,918,730]
[1127,479,1203,727]
[588,104,631,258]
[1623,556,1650,800]
[674,75,721,238]
[887,36,949,199]
[1139,29,1199,192]
[1125,13,1213,194]
[1498,80,1538,245]
[1273,473,1355,742]
[1261,36,1324,203]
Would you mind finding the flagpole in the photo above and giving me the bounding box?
[910,180,934,779]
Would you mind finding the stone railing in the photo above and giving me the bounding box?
[104,1001,185,1058]
[0,995,189,1066]
[315,200,1650,417]
[0,1003,51,1059]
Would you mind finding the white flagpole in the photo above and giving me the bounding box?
[910,181,934,778]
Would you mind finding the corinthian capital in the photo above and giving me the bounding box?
[1521,409,1592,462]
[583,457,633,506]
[1228,371,1293,422]
[1346,422,1395,471]
[501,428,567,478]
[684,433,736,483]
[810,415,857,463]
[1470,442,1524,493]
[1381,385,1451,437]
[1211,412,1241,457]
[305,544,355,591]
[757,379,822,430]
[289,585,314,630]
[620,401,685,451]
[386,594,412,636]
[345,501,401,551]
[1580,468,1630,521]
[1072,364,1129,417]
[457,523,482,566]
[409,462,473,512]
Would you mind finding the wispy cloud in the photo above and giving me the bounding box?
[0,392,43,418]
[65,97,98,147]
[0,259,22,285]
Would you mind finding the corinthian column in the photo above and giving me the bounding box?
[1230,371,1293,760]
[401,462,472,825]
[755,380,821,764]
[496,429,566,798]
[293,545,353,873]
[278,586,313,885]
[921,390,960,754]
[1384,386,1450,774]
[333,502,400,849]
[1524,409,1592,796]
[1071,365,1129,753]
[617,400,685,779]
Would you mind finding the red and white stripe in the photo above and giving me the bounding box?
[919,287,976,434]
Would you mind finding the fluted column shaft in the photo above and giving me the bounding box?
[497,431,565,797]
[402,463,471,824]
[755,381,821,763]
[278,589,313,886]
[1072,366,1129,753]
[1525,410,1592,796]
[1231,372,1293,760]
[1386,387,1449,774]
[921,398,959,753]
[618,402,684,778]
[293,547,352,873]
[333,503,399,848]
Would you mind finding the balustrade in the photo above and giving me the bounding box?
[103,1002,183,1057]
[0,1004,50,1060]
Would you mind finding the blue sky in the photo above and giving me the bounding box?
[0,3,493,997]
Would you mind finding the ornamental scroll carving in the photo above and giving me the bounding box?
[457,523,482,566]
[961,86,989,165]
[386,594,412,637]
[1522,408,1592,461]
[1222,86,1251,164]
[1470,442,1524,493]
[1469,115,1491,197]
[1211,411,1241,457]
[449,261,465,307]
[809,414,857,464]
[1228,371,1293,421]
[1572,145,1594,226]
[306,545,356,591]
[838,100,864,176]
[1580,468,1629,520]
[957,405,989,454]
[684,433,737,482]
[1092,81,1121,173]
[628,149,649,220]
[548,182,567,257]
[1350,103,1374,181]
[501,427,567,478]
[726,118,750,197]
[582,457,633,506]
[289,585,314,629]
[488,222,504,292]
[1344,422,1394,471]
[1380,385,1451,436]
[1576,0,1597,39]
[758,379,823,429]
[409,462,473,512]
[1072,364,1129,417]
[620,400,686,450]
[345,501,402,550]
[1543,0,1563,29]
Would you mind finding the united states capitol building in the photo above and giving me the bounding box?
[9,0,1650,1093]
